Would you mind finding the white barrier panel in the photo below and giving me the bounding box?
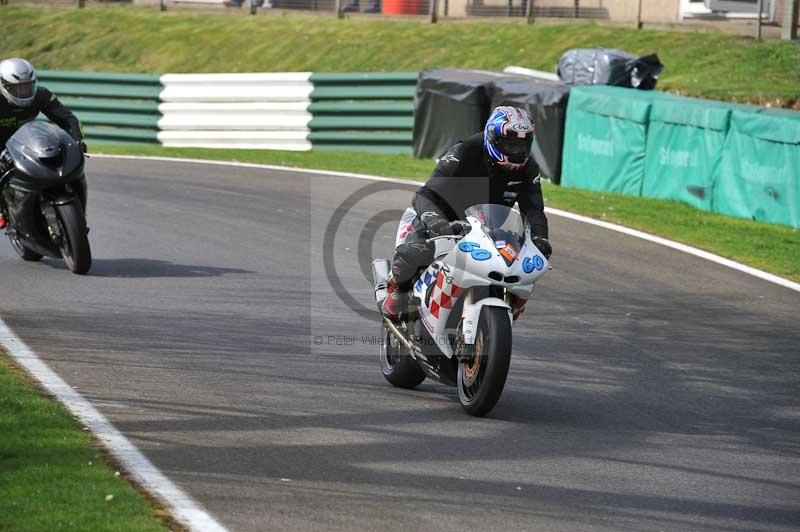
[158,73,313,150]
[158,102,312,131]
[160,73,313,103]
[157,130,312,151]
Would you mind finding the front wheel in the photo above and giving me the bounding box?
[54,202,91,275]
[458,307,512,417]
[379,323,426,389]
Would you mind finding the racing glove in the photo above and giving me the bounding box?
[449,220,470,236]
[420,211,451,238]
[533,236,552,259]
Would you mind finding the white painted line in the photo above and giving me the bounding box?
[503,65,561,82]
[91,153,800,295]
[91,153,420,186]
[0,321,230,532]
[545,208,800,293]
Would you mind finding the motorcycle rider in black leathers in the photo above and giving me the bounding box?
[383,106,553,321]
[0,58,84,176]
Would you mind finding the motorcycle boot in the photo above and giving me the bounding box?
[382,276,411,322]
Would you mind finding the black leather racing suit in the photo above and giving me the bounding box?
[0,87,84,230]
[391,132,549,291]
[0,86,83,147]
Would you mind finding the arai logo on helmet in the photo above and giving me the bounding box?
[511,123,532,134]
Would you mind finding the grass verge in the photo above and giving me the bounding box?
[0,356,169,532]
[95,145,800,282]
[2,5,799,106]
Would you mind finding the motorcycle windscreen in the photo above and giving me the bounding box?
[464,204,525,265]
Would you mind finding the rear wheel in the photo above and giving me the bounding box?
[458,307,512,417]
[379,323,426,389]
[55,202,91,275]
[8,233,43,262]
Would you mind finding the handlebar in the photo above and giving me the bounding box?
[426,234,463,244]
[425,220,471,244]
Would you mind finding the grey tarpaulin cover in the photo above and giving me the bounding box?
[413,68,570,183]
[413,69,511,160]
[557,48,663,90]
[490,78,570,183]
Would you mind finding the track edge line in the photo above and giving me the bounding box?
[0,321,230,532]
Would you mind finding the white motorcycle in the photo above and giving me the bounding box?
[372,203,549,416]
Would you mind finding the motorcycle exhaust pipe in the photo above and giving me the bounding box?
[371,258,391,304]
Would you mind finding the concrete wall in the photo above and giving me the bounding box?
[541,0,680,22]
[776,0,800,27]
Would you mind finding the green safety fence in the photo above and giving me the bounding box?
[38,70,162,144]
[308,72,417,154]
[561,85,800,229]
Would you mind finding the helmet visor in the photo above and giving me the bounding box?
[3,80,35,100]
[496,135,533,164]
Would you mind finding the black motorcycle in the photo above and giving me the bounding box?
[0,122,91,274]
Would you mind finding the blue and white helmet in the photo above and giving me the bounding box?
[484,106,535,169]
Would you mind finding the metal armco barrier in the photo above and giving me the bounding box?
[308,72,417,153]
[157,73,313,150]
[38,70,162,144]
[38,70,418,153]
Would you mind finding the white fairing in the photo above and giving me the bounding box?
[395,207,417,248]
[461,298,511,346]
[412,214,549,358]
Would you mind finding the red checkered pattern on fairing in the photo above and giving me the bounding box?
[429,271,464,319]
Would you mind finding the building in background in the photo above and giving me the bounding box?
[447,0,791,26]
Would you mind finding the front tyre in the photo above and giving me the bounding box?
[379,323,426,389]
[54,202,91,275]
[458,307,512,417]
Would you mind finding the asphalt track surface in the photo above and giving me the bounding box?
[1,157,799,532]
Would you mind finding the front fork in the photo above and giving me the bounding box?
[458,287,519,362]
[40,202,63,246]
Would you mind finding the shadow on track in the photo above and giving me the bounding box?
[53,258,255,278]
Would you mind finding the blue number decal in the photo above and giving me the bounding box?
[471,249,492,261]
[458,241,493,261]
[458,241,480,253]
[523,256,545,272]
[522,257,534,273]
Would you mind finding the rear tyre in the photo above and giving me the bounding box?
[379,323,426,389]
[458,307,512,417]
[8,233,43,262]
[55,202,91,275]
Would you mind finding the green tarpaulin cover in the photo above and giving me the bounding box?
[561,86,657,195]
[714,109,800,228]
[642,96,745,210]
